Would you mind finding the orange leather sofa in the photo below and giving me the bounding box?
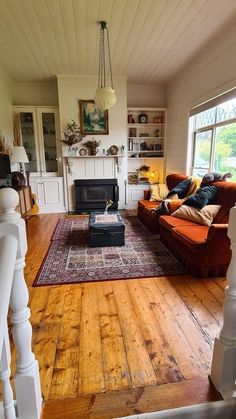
[159,181,236,277]
[137,173,188,232]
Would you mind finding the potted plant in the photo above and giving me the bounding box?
[83,139,101,155]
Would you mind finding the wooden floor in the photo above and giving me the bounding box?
[17,214,227,417]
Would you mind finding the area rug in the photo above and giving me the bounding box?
[33,215,186,286]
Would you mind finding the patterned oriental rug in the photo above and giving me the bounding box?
[33,215,186,287]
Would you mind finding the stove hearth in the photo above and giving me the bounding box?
[74,179,119,212]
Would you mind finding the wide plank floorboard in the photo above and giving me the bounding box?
[3,214,225,417]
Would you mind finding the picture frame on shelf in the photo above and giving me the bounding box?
[79,100,109,135]
[128,172,138,184]
[153,116,163,123]
[128,127,137,137]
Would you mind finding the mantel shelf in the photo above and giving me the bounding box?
[63,154,125,158]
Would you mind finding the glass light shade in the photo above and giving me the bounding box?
[11,146,29,163]
[94,87,116,111]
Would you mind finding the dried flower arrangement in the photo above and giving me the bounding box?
[83,139,101,155]
[137,165,150,172]
[104,199,113,215]
[62,120,83,150]
[0,131,11,155]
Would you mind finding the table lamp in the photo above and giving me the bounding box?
[11,146,29,173]
[150,169,160,184]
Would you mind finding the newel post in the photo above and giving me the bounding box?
[211,206,236,398]
[0,188,42,419]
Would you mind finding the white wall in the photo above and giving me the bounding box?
[0,68,14,147]
[166,24,236,175]
[127,84,165,107]
[57,75,127,211]
[13,80,58,106]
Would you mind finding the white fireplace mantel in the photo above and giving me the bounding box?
[62,154,128,212]
[65,155,126,176]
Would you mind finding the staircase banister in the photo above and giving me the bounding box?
[0,188,20,352]
[0,235,18,351]
[0,187,42,419]
[211,205,236,398]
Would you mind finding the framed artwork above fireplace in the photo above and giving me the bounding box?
[79,100,109,135]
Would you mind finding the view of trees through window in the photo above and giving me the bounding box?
[191,97,236,180]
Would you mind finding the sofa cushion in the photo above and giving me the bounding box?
[149,183,169,201]
[172,225,208,251]
[184,186,219,209]
[159,215,197,232]
[167,178,191,199]
[171,204,221,226]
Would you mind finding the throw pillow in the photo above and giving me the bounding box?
[184,186,219,209]
[171,204,221,226]
[149,183,169,201]
[167,178,191,199]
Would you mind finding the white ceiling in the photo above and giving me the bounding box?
[0,0,236,85]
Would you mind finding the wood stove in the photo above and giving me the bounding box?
[74,179,119,212]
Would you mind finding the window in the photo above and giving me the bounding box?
[190,93,236,181]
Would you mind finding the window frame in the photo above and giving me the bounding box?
[191,110,236,176]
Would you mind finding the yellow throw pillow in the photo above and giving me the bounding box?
[149,184,169,201]
[171,204,221,226]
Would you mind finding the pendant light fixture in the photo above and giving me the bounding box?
[94,21,116,111]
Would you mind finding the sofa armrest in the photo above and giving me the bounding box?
[208,224,228,239]
[207,224,231,264]
[168,199,185,214]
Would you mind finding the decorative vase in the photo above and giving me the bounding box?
[90,148,97,156]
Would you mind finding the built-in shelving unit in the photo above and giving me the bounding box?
[127,107,167,209]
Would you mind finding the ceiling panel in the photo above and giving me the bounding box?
[0,0,235,84]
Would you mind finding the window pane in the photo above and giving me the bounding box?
[41,113,58,173]
[214,123,236,181]
[216,98,236,123]
[193,130,212,170]
[195,107,216,129]
[192,168,208,178]
[20,112,38,172]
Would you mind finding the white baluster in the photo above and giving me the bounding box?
[0,324,16,419]
[0,188,42,419]
[211,206,236,398]
[10,258,42,419]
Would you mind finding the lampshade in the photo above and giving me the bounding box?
[94,87,116,111]
[94,21,116,111]
[150,169,160,183]
[11,146,29,163]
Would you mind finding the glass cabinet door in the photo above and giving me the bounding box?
[41,112,58,173]
[19,111,39,173]
[14,106,60,177]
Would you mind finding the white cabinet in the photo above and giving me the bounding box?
[30,177,65,213]
[13,106,65,213]
[128,184,150,210]
[13,106,61,176]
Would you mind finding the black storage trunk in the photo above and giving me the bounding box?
[89,212,125,247]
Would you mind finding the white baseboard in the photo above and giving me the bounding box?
[119,398,236,419]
